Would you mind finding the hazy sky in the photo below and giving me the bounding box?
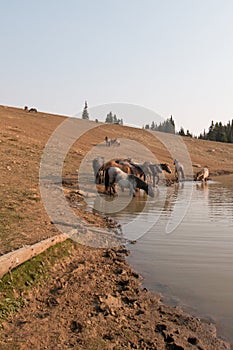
[1,0,233,135]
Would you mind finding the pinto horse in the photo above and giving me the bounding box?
[105,167,154,197]
[96,159,132,185]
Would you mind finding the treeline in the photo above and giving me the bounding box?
[143,116,193,137]
[199,120,233,143]
[143,115,233,143]
[81,101,233,143]
[105,111,123,125]
[143,116,175,134]
[81,101,123,125]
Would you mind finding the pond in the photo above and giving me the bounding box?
[108,178,233,345]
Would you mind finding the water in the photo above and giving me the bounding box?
[108,179,233,344]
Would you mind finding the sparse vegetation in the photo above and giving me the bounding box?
[0,240,76,326]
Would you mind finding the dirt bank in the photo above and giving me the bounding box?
[0,239,230,350]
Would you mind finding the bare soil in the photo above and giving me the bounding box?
[0,105,232,349]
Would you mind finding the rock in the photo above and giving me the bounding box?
[70,320,83,333]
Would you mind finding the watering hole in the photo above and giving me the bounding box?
[87,176,233,344]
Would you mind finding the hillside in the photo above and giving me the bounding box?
[1,105,233,255]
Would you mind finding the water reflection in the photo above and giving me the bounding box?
[208,183,233,226]
[112,180,233,344]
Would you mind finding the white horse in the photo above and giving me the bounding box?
[195,167,209,182]
[105,166,154,197]
[174,159,185,181]
[148,162,172,186]
[105,136,120,147]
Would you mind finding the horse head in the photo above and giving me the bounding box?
[147,184,155,197]
[161,163,172,174]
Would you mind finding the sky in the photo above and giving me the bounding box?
[1,0,233,135]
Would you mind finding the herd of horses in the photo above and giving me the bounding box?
[105,136,120,147]
[92,156,210,197]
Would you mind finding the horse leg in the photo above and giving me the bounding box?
[104,169,110,192]
[181,168,185,180]
[112,183,117,195]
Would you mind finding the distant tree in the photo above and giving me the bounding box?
[151,121,156,130]
[186,129,193,137]
[105,111,123,125]
[82,100,89,120]
[149,115,176,134]
[178,127,185,136]
[145,124,150,130]
[105,112,113,123]
[199,119,233,143]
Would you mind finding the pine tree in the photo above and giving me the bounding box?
[105,112,113,123]
[179,127,185,136]
[113,114,118,124]
[200,119,233,143]
[82,101,89,120]
[151,121,155,130]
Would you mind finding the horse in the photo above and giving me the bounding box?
[28,108,37,112]
[195,167,209,182]
[105,167,154,197]
[116,159,172,186]
[96,159,132,185]
[148,163,172,186]
[115,160,152,183]
[105,136,120,147]
[174,159,185,181]
[92,157,105,183]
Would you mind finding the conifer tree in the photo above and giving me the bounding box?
[82,101,89,120]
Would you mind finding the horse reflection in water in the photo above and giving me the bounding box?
[105,166,154,197]
[163,182,184,214]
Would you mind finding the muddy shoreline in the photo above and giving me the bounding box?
[0,242,231,350]
[1,183,232,350]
